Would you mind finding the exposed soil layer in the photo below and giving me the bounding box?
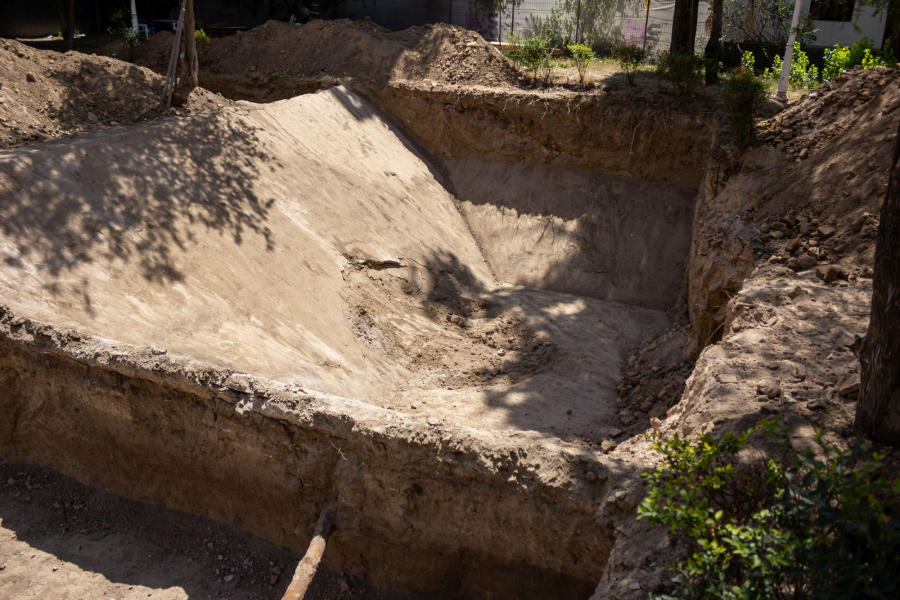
[0,308,623,598]
[0,464,435,600]
[591,66,900,598]
[0,39,228,150]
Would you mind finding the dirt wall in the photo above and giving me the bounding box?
[0,306,617,599]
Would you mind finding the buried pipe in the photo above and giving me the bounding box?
[282,503,338,599]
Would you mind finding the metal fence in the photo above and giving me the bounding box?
[474,0,711,56]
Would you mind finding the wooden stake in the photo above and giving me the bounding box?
[282,504,337,600]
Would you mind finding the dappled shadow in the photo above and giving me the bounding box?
[0,59,277,301]
[407,248,670,444]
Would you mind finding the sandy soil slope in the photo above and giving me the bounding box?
[0,85,667,439]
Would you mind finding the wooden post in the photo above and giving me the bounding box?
[282,504,337,600]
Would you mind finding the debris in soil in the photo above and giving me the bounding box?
[0,39,229,149]
[135,20,519,88]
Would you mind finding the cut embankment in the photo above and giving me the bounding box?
[0,82,712,598]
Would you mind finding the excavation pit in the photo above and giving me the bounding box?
[0,85,714,598]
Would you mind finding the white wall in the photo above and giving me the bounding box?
[808,2,887,48]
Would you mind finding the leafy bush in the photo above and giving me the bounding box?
[638,420,900,600]
[722,71,766,149]
[195,28,212,66]
[612,44,646,85]
[739,50,755,74]
[567,43,595,84]
[507,34,553,84]
[823,44,852,81]
[765,42,818,89]
[655,51,705,95]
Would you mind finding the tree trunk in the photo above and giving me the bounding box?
[181,0,199,90]
[58,0,75,51]
[704,0,724,84]
[669,0,696,54]
[856,121,900,445]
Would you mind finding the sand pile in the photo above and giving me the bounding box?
[135,19,518,87]
[0,39,228,149]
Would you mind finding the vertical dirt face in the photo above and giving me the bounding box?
[0,314,612,598]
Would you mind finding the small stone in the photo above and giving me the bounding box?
[426,417,440,426]
[839,374,861,396]
[615,397,626,409]
[784,238,802,253]
[797,255,817,269]
[608,428,623,437]
[681,425,693,436]
[798,147,809,159]
[770,230,785,240]
[786,257,802,271]
[662,384,675,397]
[807,399,827,411]
[223,574,235,583]
[566,409,572,415]
[757,380,781,399]
[760,404,781,415]
[650,417,662,431]
[601,439,617,453]
[638,400,653,412]
[817,224,837,238]
[270,565,282,575]
[339,579,350,593]
[756,394,769,402]
[816,265,841,283]
[585,470,598,482]
[87,112,98,122]
[26,72,36,82]
[497,348,505,356]
[269,575,279,585]
[150,346,166,356]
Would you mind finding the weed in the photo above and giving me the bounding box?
[655,51,705,95]
[195,29,212,67]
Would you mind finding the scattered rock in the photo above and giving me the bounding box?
[797,255,818,269]
[816,265,841,283]
[223,574,235,583]
[839,374,861,397]
[601,439,617,453]
[757,379,782,399]
[817,224,836,238]
[339,579,351,593]
[87,112,98,122]
[26,72,36,82]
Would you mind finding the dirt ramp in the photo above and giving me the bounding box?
[0,86,489,400]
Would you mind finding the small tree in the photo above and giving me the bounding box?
[612,44,646,85]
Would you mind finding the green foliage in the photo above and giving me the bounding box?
[506,34,554,83]
[195,28,212,66]
[823,44,852,81]
[108,7,131,32]
[655,51,705,95]
[722,71,766,149]
[612,44,645,85]
[739,51,755,74]
[765,42,818,89]
[526,2,574,49]
[271,71,287,79]
[567,43,595,84]
[638,420,900,599]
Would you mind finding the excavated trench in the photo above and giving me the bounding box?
[0,82,717,598]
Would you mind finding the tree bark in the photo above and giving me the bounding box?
[58,0,75,51]
[704,0,724,84]
[181,0,199,91]
[669,0,697,54]
[856,121,900,445]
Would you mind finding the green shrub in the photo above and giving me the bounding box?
[765,42,818,89]
[722,70,766,149]
[655,51,705,95]
[612,44,646,85]
[195,28,212,66]
[507,34,553,83]
[739,50,755,74]
[567,43,595,84]
[823,44,852,81]
[638,420,900,600]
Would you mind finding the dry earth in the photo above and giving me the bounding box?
[1,18,899,600]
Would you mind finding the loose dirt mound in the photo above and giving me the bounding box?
[0,39,228,149]
[135,19,518,87]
